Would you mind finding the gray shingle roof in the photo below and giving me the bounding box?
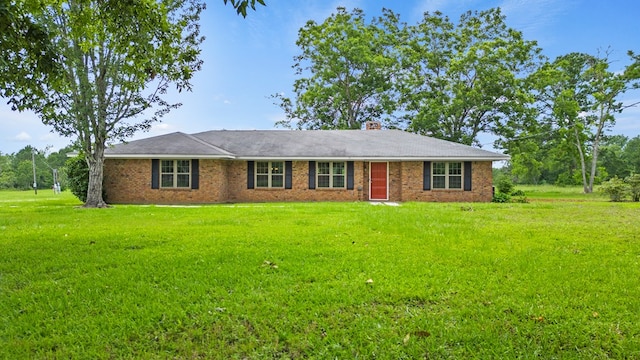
[105,129,509,161]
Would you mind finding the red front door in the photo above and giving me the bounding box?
[370,162,388,200]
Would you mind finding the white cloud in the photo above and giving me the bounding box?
[15,131,32,141]
[150,123,173,133]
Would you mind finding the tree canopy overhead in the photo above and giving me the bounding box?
[273,7,404,130]
[400,8,542,146]
[274,7,543,146]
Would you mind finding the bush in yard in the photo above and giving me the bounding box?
[65,155,89,202]
[492,192,511,203]
[626,174,640,202]
[599,177,629,202]
[511,189,526,197]
[496,176,514,195]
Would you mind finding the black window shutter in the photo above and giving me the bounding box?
[346,161,354,190]
[423,161,431,191]
[285,161,293,189]
[464,161,472,191]
[151,159,159,189]
[247,161,254,189]
[308,161,316,189]
[191,159,199,189]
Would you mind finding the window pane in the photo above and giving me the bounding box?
[177,174,190,187]
[449,176,462,189]
[449,162,462,175]
[256,174,269,187]
[333,175,345,188]
[271,162,284,174]
[161,174,174,187]
[161,160,174,173]
[177,160,190,174]
[317,175,330,188]
[256,162,269,174]
[271,174,284,188]
[433,175,446,189]
[333,162,345,175]
[317,162,330,175]
[433,162,446,175]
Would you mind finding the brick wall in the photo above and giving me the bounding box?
[103,159,227,204]
[225,161,364,202]
[103,159,494,204]
[398,161,493,202]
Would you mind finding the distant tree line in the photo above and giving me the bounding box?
[496,134,640,186]
[0,146,72,191]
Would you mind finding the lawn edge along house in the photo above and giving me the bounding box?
[103,124,509,204]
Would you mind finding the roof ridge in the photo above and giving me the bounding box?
[184,132,235,157]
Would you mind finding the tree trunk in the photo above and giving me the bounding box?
[83,147,108,208]
[588,136,600,194]
[574,127,590,193]
[588,104,607,193]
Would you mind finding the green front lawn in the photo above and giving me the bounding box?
[1,190,639,358]
[516,184,608,201]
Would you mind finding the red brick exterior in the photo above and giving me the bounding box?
[103,159,494,204]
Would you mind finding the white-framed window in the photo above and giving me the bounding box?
[161,160,191,188]
[256,161,284,188]
[432,162,462,190]
[317,161,346,188]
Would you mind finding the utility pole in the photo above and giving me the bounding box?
[32,149,37,195]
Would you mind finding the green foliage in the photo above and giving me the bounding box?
[0,146,72,190]
[599,176,629,202]
[275,7,542,141]
[511,189,526,197]
[509,51,640,193]
[0,153,16,189]
[555,169,581,187]
[626,173,640,202]
[623,136,640,174]
[509,141,543,184]
[495,176,515,194]
[598,135,631,178]
[403,8,542,146]
[64,155,89,202]
[274,7,402,130]
[3,195,639,357]
[491,191,511,203]
[223,0,265,17]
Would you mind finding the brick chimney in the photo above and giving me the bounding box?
[365,121,381,130]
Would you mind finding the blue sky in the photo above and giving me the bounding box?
[1,0,640,154]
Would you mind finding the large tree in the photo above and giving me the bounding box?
[400,8,542,146]
[274,7,541,141]
[527,52,640,193]
[273,7,404,130]
[0,0,206,207]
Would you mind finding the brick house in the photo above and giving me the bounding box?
[103,127,509,204]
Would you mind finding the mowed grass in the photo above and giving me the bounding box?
[1,190,639,358]
[517,184,608,201]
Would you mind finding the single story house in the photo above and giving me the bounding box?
[103,125,509,204]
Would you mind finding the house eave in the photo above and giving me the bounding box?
[235,156,510,162]
[104,154,236,160]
